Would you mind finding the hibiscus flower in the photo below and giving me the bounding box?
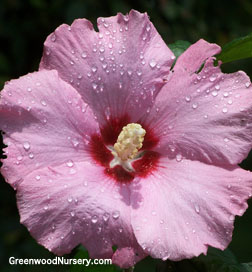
[0,10,252,269]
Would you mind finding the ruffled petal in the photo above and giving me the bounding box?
[40,10,174,127]
[142,40,252,166]
[16,161,141,259]
[0,70,98,187]
[131,157,252,260]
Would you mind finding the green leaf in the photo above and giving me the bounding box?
[168,40,191,58]
[192,247,252,272]
[70,246,118,272]
[217,32,252,63]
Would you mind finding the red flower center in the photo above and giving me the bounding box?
[89,115,160,182]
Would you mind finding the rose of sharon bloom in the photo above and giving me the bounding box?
[1,10,252,268]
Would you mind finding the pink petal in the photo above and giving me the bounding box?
[174,39,221,73]
[0,70,98,187]
[16,161,140,259]
[39,10,175,127]
[142,40,252,166]
[131,157,252,260]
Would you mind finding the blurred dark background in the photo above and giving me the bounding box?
[0,0,252,271]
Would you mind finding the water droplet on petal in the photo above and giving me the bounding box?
[192,103,198,109]
[92,83,98,90]
[92,66,97,73]
[185,96,191,102]
[81,52,87,59]
[112,210,120,219]
[176,154,182,162]
[222,107,228,113]
[17,155,23,161]
[194,204,200,214]
[70,211,75,217]
[103,212,110,222]
[91,215,98,224]
[51,34,56,42]
[149,59,156,68]
[209,76,216,82]
[41,100,47,106]
[23,142,30,151]
[211,91,218,97]
[66,160,74,167]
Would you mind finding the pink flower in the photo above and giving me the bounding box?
[0,10,252,269]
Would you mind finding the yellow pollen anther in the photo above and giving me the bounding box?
[113,123,146,161]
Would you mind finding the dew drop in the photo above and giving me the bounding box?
[41,100,47,106]
[211,91,218,97]
[51,34,56,42]
[194,204,200,214]
[66,160,74,167]
[137,70,142,76]
[29,153,34,159]
[91,215,98,224]
[112,211,120,219]
[92,83,98,91]
[70,211,75,217]
[35,175,41,181]
[245,82,250,88]
[149,59,156,68]
[176,154,182,162]
[81,52,87,59]
[17,155,23,161]
[127,70,133,76]
[222,107,228,113]
[209,76,216,82]
[44,205,49,210]
[103,212,110,222]
[192,103,198,109]
[91,66,97,73]
[23,142,30,151]
[71,139,79,147]
[68,197,73,203]
[185,96,191,102]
